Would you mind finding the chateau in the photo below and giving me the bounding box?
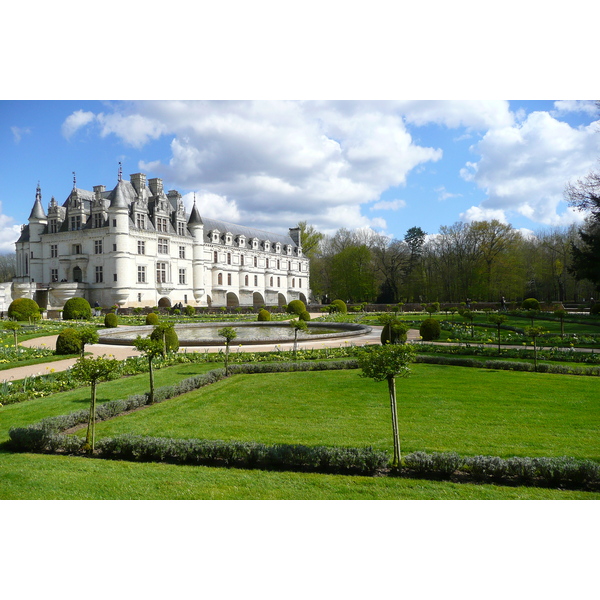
[13,172,310,311]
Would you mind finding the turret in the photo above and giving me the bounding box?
[188,198,205,302]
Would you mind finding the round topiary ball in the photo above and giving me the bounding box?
[257,309,271,321]
[150,324,179,353]
[104,312,118,328]
[299,310,311,321]
[7,298,41,321]
[590,303,600,316]
[420,318,441,341]
[62,297,92,320]
[330,299,347,314]
[287,299,306,316]
[56,328,83,355]
[146,312,159,325]
[521,298,540,311]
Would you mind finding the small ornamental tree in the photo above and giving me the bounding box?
[380,315,408,344]
[146,312,159,325]
[287,299,306,316]
[419,318,441,341]
[3,321,21,350]
[218,326,237,375]
[104,312,118,328]
[150,323,179,357]
[70,356,119,453]
[553,308,567,337]
[257,309,271,321]
[77,326,99,357]
[522,297,541,311]
[488,313,508,355]
[329,299,347,314]
[133,336,164,403]
[289,318,308,357]
[357,344,416,468]
[461,309,475,337]
[525,326,545,372]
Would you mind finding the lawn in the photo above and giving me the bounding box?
[2,360,599,500]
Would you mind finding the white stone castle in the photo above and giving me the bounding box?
[13,171,310,311]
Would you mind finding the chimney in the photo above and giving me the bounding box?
[130,173,146,195]
[148,178,163,196]
[93,185,106,200]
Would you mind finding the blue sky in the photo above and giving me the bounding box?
[1,99,598,252]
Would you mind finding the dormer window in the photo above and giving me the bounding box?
[264,241,270,252]
[225,232,232,245]
[238,235,246,247]
[252,238,258,249]
[286,245,292,255]
[211,230,221,243]
[275,243,281,253]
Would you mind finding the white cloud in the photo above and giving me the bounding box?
[61,110,96,139]
[370,199,406,211]
[11,126,31,143]
[435,186,462,201]
[460,206,508,223]
[553,100,598,116]
[460,111,600,225]
[0,202,21,253]
[182,192,241,223]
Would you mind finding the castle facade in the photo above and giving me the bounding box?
[13,172,310,310]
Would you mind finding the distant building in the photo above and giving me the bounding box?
[13,172,309,310]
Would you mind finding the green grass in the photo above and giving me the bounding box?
[91,366,599,461]
[2,360,599,500]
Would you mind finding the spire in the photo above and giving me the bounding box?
[110,178,130,209]
[118,161,122,182]
[72,171,77,190]
[29,182,47,220]
[188,194,203,225]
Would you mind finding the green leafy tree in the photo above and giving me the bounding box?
[133,336,164,403]
[3,321,21,350]
[357,344,416,468]
[461,309,475,337]
[70,356,119,452]
[488,313,508,355]
[150,323,179,357]
[77,326,99,358]
[553,307,567,337]
[218,326,237,375]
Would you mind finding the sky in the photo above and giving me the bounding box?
[1,99,598,253]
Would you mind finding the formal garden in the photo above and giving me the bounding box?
[1,296,599,499]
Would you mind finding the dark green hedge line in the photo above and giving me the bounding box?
[404,451,600,489]
[415,353,600,375]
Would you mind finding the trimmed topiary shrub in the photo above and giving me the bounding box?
[381,318,408,344]
[62,297,92,320]
[287,299,306,316]
[521,298,541,311]
[7,298,41,321]
[104,312,118,328]
[299,310,311,321]
[55,328,83,355]
[150,324,179,354]
[185,305,196,317]
[590,303,600,316]
[146,312,159,325]
[257,309,271,321]
[420,318,441,341]
[329,299,347,314]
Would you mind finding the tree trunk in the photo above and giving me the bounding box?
[149,356,155,403]
[387,375,401,468]
[85,380,97,452]
[225,343,230,376]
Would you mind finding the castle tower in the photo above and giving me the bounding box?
[188,198,205,302]
[27,183,47,282]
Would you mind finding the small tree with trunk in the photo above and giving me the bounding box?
[218,326,237,375]
[554,308,567,338]
[357,343,416,469]
[461,309,475,337]
[289,318,308,357]
[3,321,21,350]
[133,336,164,403]
[525,326,545,372]
[69,356,119,453]
[77,326,99,358]
[488,313,507,355]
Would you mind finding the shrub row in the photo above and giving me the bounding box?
[96,434,388,475]
[404,451,600,488]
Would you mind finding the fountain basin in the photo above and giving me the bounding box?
[98,321,372,346]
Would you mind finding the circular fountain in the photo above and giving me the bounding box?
[98,321,372,346]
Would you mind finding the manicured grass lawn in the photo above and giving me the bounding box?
[92,365,600,461]
[2,361,598,500]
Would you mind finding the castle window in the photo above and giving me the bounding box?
[94,240,103,254]
[270,276,273,287]
[95,266,103,283]
[299,279,302,288]
[253,256,257,267]
[136,214,146,229]
[49,219,58,233]
[227,273,232,285]
[138,293,142,302]
[278,277,281,287]
[70,215,82,231]
[227,253,231,265]
[50,244,58,258]
[158,238,169,254]
[156,262,167,283]
[179,246,185,259]
[156,217,168,233]
[93,213,103,228]
[73,244,82,255]
[245,275,249,286]
[218,273,223,285]
[179,268,186,285]
[137,266,146,283]
[254,275,258,286]
[114,274,117,282]
[138,241,145,255]
[292,278,295,287]
[177,222,186,236]
[266,258,269,269]
[277,260,280,270]
[214,251,218,263]
[51,268,58,282]
[240,255,244,266]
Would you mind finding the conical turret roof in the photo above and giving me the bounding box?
[29,184,47,220]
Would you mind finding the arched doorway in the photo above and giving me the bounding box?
[158,297,172,308]
[299,292,307,305]
[277,293,287,307]
[226,292,239,308]
[253,292,265,309]
[73,266,82,283]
